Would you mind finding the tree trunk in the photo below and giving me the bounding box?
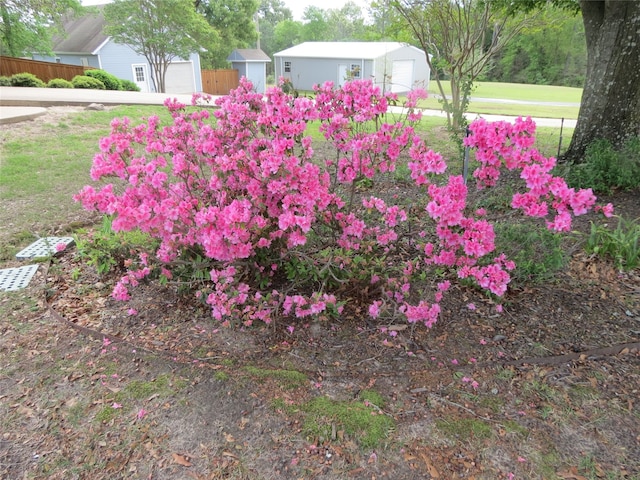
[561,0,640,164]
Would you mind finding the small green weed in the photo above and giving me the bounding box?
[586,215,640,270]
[502,419,529,437]
[75,215,156,275]
[534,450,562,479]
[494,366,516,381]
[578,454,599,478]
[95,405,121,423]
[524,380,558,402]
[565,136,640,194]
[473,187,514,213]
[478,395,505,414]
[243,366,308,389]
[271,397,298,414]
[66,401,88,426]
[116,374,184,402]
[539,405,555,420]
[494,222,567,285]
[302,390,394,449]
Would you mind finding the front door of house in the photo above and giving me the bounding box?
[338,64,348,87]
[132,64,150,92]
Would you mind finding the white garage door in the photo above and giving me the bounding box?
[164,61,196,94]
[391,60,414,93]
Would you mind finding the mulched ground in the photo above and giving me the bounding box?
[1,108,638,478]
[2,188,633,479]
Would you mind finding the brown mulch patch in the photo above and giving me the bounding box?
[1,108,638,478]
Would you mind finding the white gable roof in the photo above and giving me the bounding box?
[274,42,419,60]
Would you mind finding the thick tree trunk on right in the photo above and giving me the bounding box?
[561,0,640,164]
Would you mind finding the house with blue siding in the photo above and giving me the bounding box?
[33,7,202,94]
[274,42,430,94]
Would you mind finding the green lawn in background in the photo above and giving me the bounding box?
[0,105,171,200]
[416,97,579,119]
[417,80,583,119]
[292,81,582,118]
[428,81,583,103]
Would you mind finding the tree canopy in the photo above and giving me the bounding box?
[390,0,538,133]
[256,0,293,73]
[195,0,259,69]
[485,7,586,87]
[103,0,219,93]
[0,0,83,57]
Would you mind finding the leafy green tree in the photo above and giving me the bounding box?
[366,0,415,43]
[273,19,303,53]
[0,0,83,57]
[301,6,330,41]
[391,0,537,134]
[195,0,259,68]
[542,0,639,164]
[325,2,367,40]
[258,0,291,24]
[299,3,368,42]
[486,8,586,87]
[104,0,219,93]
[256,0,293,74]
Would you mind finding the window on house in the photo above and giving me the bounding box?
[80,57,89,67]
[135,66,145,82]
[284,61,291,73]
[350,64,361,78]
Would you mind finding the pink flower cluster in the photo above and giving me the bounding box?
[465,117,607,232]
[314,80,417,184]
[75,78,607,329]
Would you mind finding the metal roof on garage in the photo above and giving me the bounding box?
[274,42,418,60]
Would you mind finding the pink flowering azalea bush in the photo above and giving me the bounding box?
[74,78,609,329]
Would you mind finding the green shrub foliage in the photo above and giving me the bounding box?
[10,72,46,87]
[586,215,640,270]
[72,75,106,89]
[119,79,141,92]
[0,76,11,86]
[85,69,122,90]
[566,137,640,194]
[47,78,75,88]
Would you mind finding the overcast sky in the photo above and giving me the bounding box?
[284,0,371,21]
[81,0,372,22]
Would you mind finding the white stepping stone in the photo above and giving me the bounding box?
[0,264,39,292]
[15,237,74,260]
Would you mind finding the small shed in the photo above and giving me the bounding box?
[273,42,430,94]
[227,49,271,94]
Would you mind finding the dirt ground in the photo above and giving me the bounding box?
[1,107,639,480]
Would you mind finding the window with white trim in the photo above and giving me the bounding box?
[135,66,145,82]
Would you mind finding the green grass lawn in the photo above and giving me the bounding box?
[301,81,582,119]
[429,80,583,103]
[418,81,582,119]
[417,96,579,119]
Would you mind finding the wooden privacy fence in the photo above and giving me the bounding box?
[0,56,93,83]
[201,69,238,95]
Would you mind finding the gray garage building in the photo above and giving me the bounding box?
[273,41,430,94]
